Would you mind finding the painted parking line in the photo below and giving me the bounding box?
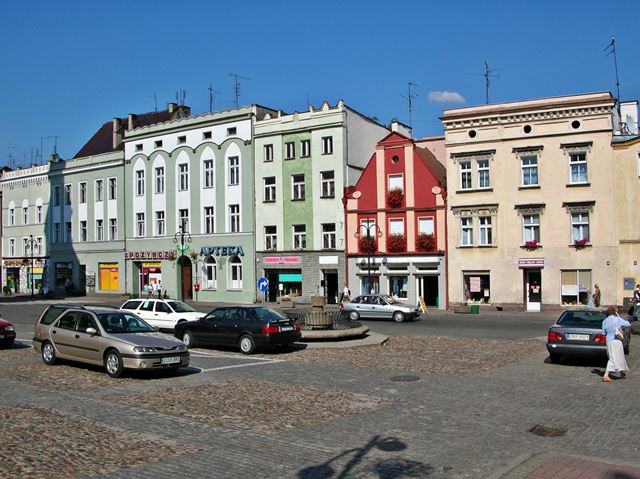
[196,360,284,373]
[188,349,279,362]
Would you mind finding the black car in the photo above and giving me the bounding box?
[174,306,302,354]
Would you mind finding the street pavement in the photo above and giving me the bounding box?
[2,294,640,478]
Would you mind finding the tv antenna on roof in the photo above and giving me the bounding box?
[482,59,501,104]
[208,84,220,113]
[604,35,621,117]
[229,73,250,108]
[176,89,187,106]
[46,135,60,157]
[400,81,418,129]
[148,93,158,112]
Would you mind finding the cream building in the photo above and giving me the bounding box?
[442,92,619,311]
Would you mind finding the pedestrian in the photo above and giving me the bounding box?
[602,306,630,383]
[157,280,162,299]
[593,284,601,307]
[586,290,594,308]
[150,281,158,298]
[632,284,640,320]
[146,282,153,298]
[342,282,351,302]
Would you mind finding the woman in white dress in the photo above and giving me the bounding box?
[602,306,630,383]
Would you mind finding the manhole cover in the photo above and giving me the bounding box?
[528,424,567,437]
[390,375,420,382]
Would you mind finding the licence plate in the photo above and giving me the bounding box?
[280,326,294,332]
[161,356,180,364]
[566,334,590,341]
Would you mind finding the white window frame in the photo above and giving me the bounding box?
[136,213,145,237]
[8,207,14,226]
[155,211,165,236]
[229,256,243,290]
[108,178,117,200]
[179,209,189,233]
[571,211,590,242]
[135,170,145,196]
[155,167,165,194]
[263,177,276,202]
[80,220,88,242]
[301,139,311,157]
[264,144,274,162]
[23,237,29,256]
[389,218,405,235]
[265,225,277,250]
[203,159,214,189]
[418,217,434,235]
[205,257,217,290]
[322,223,336,249]
[95,179,103,202]
[228,157,239,186]
[293,224,306,250]
[229,204,240,233]
[96,219,104,241]
[478,216,492,246]
[292,174,305,200]
[285,142,295,159]
[64,184,72,205]
[9,238,15,256]
[522,214,540,244]
[22,207,28,225]
[109,218,118,240]
[569,152,588,184]
[178,164,189,191]
[521,155,539,187]
[35,237,43,256]
[322,136,333,155]
[53,186,61,206]
[36,205,42,224]
[460,161,472,190]
[79,182,87,203]
[477,159,490,189]
[321,171,335,198]
[460,217,473,246]
[388,174,403,191]
[204,206,215,234]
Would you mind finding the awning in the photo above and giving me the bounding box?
[279,273,302,283]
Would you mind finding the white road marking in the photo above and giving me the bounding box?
[196,360,283,373]
[188,349,279,362]
[16,338,33,343]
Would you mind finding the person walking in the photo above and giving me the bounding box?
[342,282,351,302]
[593,284,601,307]
[157,280,162,299]
[586,290,594,308]
[602,306,630,382]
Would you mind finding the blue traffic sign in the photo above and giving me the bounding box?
[257,277,269,292]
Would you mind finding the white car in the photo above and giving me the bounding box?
[120,299,206,330]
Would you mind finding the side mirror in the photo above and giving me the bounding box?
[85,327,98,335]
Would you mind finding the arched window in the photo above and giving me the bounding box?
[228,256,243,290]
[205,256,217,289]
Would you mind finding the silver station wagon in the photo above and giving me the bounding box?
[33,305,189,377]
[342,294,422,322]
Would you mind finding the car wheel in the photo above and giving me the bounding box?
[41,341,57,365]
[104,349,124,378]
[548,354,562,364]
[349,311,360,321]
[393,311,406,323]
[182,331,195,348]
[239,335,257,355]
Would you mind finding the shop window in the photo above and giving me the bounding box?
[389,276,408,299]
[361,276,380,295]
[561,269,591,305]
[205,256,217,289]
[463,273,490,304]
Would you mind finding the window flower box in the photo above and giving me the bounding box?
[524,240,539,251]
[416,233,436,252]
[387,233,406,252]
[573,238,589,250]
[387,188,404,208]
[358,236,376,254]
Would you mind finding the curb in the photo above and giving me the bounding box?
[295,332,389,349]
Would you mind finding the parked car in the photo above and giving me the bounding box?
[120,299,206,330]
[546,309,631,363]
[341,294,421,322]
[0,314,16,347]
[174,306,302,354]
[33,305,189,377]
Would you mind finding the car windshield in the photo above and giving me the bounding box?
[252,307,285,322]
[166,301,196,313]
[557,310,607,327]
[381,295,396,304]
[97,313,155,334]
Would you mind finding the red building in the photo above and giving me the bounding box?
[344,130,447,308]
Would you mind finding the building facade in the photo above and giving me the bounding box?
[253,101,389,303]
[344,131,447,308]
[442,92,618,311]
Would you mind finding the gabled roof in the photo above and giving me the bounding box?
[416,146,446,187]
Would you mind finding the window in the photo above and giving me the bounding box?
[80,220,87,242]
[109,218,118,240]
[463,273,490,303]
[322,136,333,155]
[205,256,217,289]
[571,212,589,242]
[64,185,72,205]
[460,161,472,190]
[478,216,492,245]
[95,180,103,202]
[418,217,434,235]
[204,207,214,234]
[136,170,145,196]
[8,207,14,226]
[65,222,72,242]
[521,155,539,186]
[360,218,376,237]
[36,205,42,224]
[229,256,243,289]
[96,219,104,241]
[22,207,28,225]
[523,214,540,243]
[293,224,306,249]
[292,174,305,200]
[569,152,588,184]
[388,174,403,191]
[179,164,189,191]
[460,217,473,246]
[389,218,404,235]
[203,131,212,140]
[109,178,117,200]
[264,144,274,162]
[477,159,490,189]
[136,213,145,237]
[285,142,295,160]
[228,157,239,185]
[9,238,15,256]
[203,159,214,188]
[135,143,143,152]
[153,166,165,194]
[321,171,335,198]
[177,135,186,144]
[23,238,29,256]
[53,186,61,206]
[301,139,311,157]
[265,225,277,250]
[229,205,240,233]
[79,182,87,203]
[263,176,276,202]
[389,276,408,299]
[227,127,237,136]
[561,270,591,305]
[322,223,336,249]
[35,237,43,256]
[154,140,163,148]
[156,211,165,236]
[179,209,189,233]
[53,223,60,243]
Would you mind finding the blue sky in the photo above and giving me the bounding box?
[1,0,638,166]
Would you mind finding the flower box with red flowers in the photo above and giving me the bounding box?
[387,233,407,252]
[524,240,539,251]
[358,236,376,254]
[416,233,436,252]
[573,238,589,249]
[387,188,404,208]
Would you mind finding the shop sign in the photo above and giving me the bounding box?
[263,256,301,265]
[200,246,245,256]
[3,259,47,268]
[518,258,544,269]
[124,251,172,260]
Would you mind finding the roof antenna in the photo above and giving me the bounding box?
[604,35,622,118]
[208,84,220,113]
[400,82,418,129]
[148,94,158,112]
[229,73,251,108]
[46,135,60,158]
[482,60,501,104]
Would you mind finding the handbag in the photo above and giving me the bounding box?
[615,327,624,340]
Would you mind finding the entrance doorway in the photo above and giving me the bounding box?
[265,270,279,302]
[417,275,439,307]
[79,265,87,295]
[323,270,338,304]
[178,256,192,300]
[525,269,542,311]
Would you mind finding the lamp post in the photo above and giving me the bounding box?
[355,221,382,295]
[28,234,36,297]
[173,222,192,298]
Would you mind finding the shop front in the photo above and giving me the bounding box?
[519,258,544,312]
[124,250,173,297]
[2,258,48,294]
[99,263,120,291]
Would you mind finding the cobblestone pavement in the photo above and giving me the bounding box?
[2,333,640,478]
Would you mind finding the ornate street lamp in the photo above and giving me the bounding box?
[173,222,192,256]
[28,234,36,297]
[354,221,382,294]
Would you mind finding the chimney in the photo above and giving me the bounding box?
[391,120,413,138]
[128,113,137,131]
[112,118,122,149]
[167,102,178,113]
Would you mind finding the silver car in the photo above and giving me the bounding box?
[33,305,189,378]
[342,294,421,322]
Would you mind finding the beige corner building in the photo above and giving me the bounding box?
[442,92,625,311]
